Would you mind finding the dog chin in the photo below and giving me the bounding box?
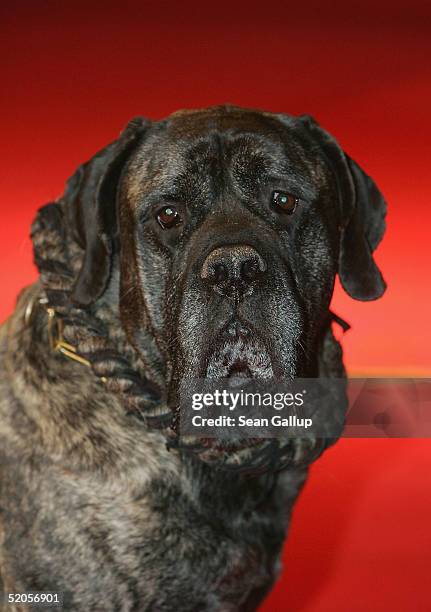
[203,337,274,379]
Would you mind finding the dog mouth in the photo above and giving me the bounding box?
[170,320,298,474]
[204,334,274,379]
[170,323,329,475]
[226,361,253,378]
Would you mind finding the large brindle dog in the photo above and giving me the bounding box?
[0,106,386,611]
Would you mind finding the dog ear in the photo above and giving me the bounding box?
[298,115,387,301]
[64,117,150,307]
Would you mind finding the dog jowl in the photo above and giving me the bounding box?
[0,105,386,611]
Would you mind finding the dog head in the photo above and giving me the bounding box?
[59,105,386,468]
[65,105,385,378]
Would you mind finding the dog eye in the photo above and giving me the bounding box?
[271,191,299,214]
[157,206,182,229]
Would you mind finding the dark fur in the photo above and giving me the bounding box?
[0,105,386,611]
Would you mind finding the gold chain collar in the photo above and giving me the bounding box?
[24,293,106,381]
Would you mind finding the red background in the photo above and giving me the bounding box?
[1,2,430,610]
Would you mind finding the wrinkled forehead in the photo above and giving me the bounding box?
[126,108,321,204]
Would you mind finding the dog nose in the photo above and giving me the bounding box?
[200,245,266,296]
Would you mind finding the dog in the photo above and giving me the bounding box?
[0,105,386,611]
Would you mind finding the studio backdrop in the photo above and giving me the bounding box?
[1,2,430,610]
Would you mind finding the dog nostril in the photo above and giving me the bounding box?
[241,259,260,281]
[213,263,228,284]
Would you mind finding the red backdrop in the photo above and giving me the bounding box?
[1,2,430,610]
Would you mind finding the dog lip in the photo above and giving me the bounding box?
[202,334,274,379]
[226,361,253,378]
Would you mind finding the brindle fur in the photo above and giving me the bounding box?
[0,105,386,611]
